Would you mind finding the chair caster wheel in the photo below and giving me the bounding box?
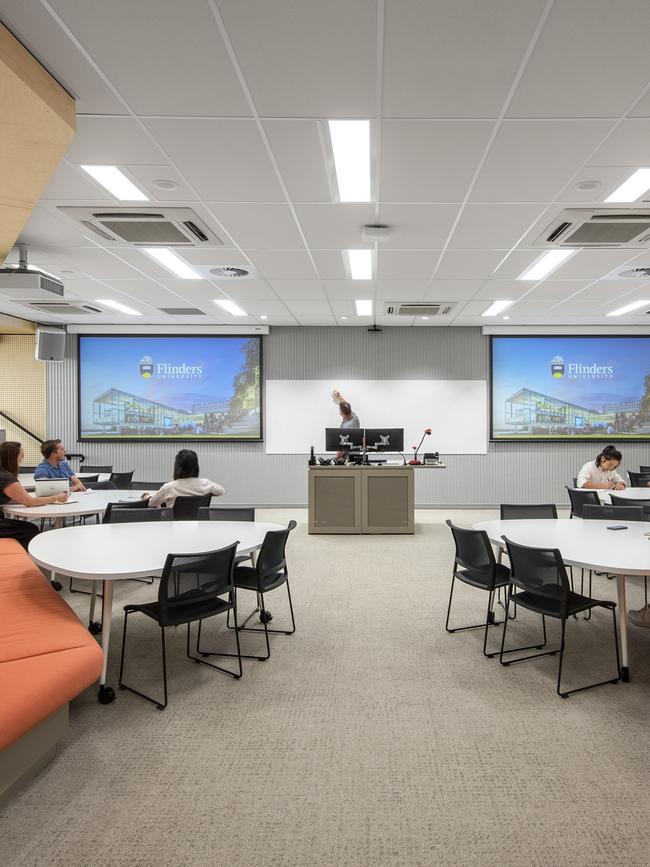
[98,685,116,704]
[51,580,63,592]
[156,704,165,711]
[88,621,102,635]
[259,610,273,623]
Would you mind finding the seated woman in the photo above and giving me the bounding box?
[577,444,626,490]
[142,449,225,508]
[0,441,68,550]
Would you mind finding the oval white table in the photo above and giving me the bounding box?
[473,518,650,682]
[3,489,141,528]
[28,521,284,704]
[569,487,650,503]
[18,472,111,491]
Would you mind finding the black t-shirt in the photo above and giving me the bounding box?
[0,470,18,505]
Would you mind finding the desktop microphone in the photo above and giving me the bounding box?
[408,428,431,466]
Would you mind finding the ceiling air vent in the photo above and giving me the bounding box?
[158,307,206,315]
[59,207,222,246]
[385,302,456,316]
[536,209,650,248]
[209,266,250,279]
[27,302,101,315]
[616,267,650,279]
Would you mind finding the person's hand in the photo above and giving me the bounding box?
[52,492,68,503]
[613,482,626,491]
[140,492,150,500]
[332,389,342,403]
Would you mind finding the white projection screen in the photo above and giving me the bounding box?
[265,380,487,454]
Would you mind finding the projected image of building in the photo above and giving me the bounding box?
[502,388,610,436]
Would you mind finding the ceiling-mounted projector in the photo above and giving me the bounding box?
[0,268,64,300]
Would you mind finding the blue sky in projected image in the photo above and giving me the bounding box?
[492,337,650,424]
[80,337,251,423]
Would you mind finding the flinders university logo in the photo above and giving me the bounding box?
[550,355,565,379]
[139,355,154,379]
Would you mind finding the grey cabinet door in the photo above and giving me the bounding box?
[361,469,414,534]
[308,469,361,533]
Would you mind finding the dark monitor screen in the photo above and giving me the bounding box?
[325,427,364,451]
[364,428,404,451]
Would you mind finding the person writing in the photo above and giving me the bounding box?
[0,441,68,550]
[141,449,225,508]
[34,439,87,492]
[577,445,627,490]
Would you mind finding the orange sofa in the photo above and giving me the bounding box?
[0,538,103,801]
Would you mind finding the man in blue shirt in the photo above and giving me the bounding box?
[34,440,86,492]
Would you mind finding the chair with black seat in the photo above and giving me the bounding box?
[639,465,650,474]
[611,493,650,514]
[627,471,650,488]
[499,536,620,698]
[199,506,256,566]
[500,503,558,520]
[566,486,599,518]
[109,507,172,523]
[172,493,213,521]
[118,542,242,710]
[222,520,297,662]
[21,466,37,474]
[444,520,510,657]
[82,465,113,474]
[109,470,134,488]
[129,481,163,491]
[572,477,578,488]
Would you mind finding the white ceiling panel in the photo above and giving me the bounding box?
[589,120,650,167]
[471,280,535,300]
[285,300,333,315]
[248,251,318,280]
[377,251,440,280]
[507,0,650,118]
[311,252,348,280]
[471,121,612,202]
[18,209,96,247]
[435,250,505,280]
[218,0,376,117]
[323,280,371,299]
[376,205,460,249]
[107,247,187,281]
[449,204,546,249]
[293,315,338,326]
[551,250,646,280]
[424,279,484,300]
[64,117,163,165]
[41,247,142,279]
[92,279,181,306]
[268,280,326,300]
[492,249,558,280]
[50,0,250,116]
[263,120,331,202]
[576,280,647,301]
[375,282,428,301]
[39,162,112,201]
[126,166,198,202]
[380,121,493,201]
[178,249,249,267]
[207,281,279,302]
[557,167,636,203]
[523,280,592,301]
[209,204,304,249]
[382,0,547,118]
[144,119,284,202]
[294,204,375,250]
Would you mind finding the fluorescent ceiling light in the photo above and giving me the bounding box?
[355,299,373,316]
[347,249,372,280]
[213,299,247,317]
[517,249,576,281]
[328,120,371,202]
[259,314,268,320]
[95,298,142,316]
[81,165,148,201]
[481,300,513,317]
[141,247,201,279]
[605,169,650,203]
[606,299,649,316]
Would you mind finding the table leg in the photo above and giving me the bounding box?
[49,517,65,591]
[97,580,116,704]
[88,581,102,635]
[616,574,630,682]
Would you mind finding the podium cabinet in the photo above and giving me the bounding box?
[308,466,414,534]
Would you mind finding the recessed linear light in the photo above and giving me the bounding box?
[96,298,142,316]
[81,165,148,201]
[502,315,511,320]
[328,120,371,202]
[141,247,201,279]
[517,249,576,281]
[606,299,650,316]
[347,249,372,280]
[259,314,268,320]
[605,168,650,203]
[340,316,349,320]
[213,299,247,317]
[482,300,513,317]
[355,299,373,316]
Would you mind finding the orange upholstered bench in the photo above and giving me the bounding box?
[0,538,103,802]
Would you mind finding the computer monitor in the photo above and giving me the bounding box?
[325,427,364,452]
[364,428,404,452]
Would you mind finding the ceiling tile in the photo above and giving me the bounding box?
[144,119,284,202]
[471,120,612,202]
[589,120,650,167]
[551,249,646,280]
[284,300,332,315]
[209,204,304,248]
[293,315,338,325]
[178,249,250,267]
[268,280,326,300]
[376,282,428,301]
[435,250,504,279]
[218,0,376,117]
[424,279,484,300]
[383,0,546,117]
[264,120,331,202]
[312,251,348,280]
[39,163,112,201]
[507,0,650,118]
[248,251,318,279]
[126,166,198,202]
[377,205,459,249]
[557,167,636,203]
[294,204,375,249]
[209,281,279,301]
[323,280,370,299]
[17,208,94,247]
[449,204,546,249]
[470,280,531,300]
[377,251,439,280]
[41,247,142,279]
[380,121,493,201]
[65,117,163,165]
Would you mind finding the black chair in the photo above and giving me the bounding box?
[500,503,558,520]
[109,470,134,488]
[21,466,37,474]
[500,537,620,698]
[119,543,242,710]
[572,477,578,488]
[566,486,599,518]
[445,520,510,657]
[172,493,212,521]
[199,507,256,522]
[82,465,113,474]
[80,474,100,484]
[639,465,650,474]
[103,499,149,523]
[129,481,163,491]
[109,507,172,523]
[627,471,650,488]
[611,493,650,515]
[582,504,645,522]
[221,521,297,661]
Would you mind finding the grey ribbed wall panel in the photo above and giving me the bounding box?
[46,329,650,507]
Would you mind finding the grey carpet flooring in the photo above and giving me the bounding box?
[1,509,649,867]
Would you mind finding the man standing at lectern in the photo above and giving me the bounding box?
[332,389,360,461]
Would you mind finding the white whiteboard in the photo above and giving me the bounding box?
[265,380,487,454]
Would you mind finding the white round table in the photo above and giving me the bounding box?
[473,518,650,681]
[3,489,140,527]
[595,487,650,502]
[18,472,111,491]
[28,521,284,704]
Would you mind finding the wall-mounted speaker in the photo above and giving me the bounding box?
[35,327,66,362]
